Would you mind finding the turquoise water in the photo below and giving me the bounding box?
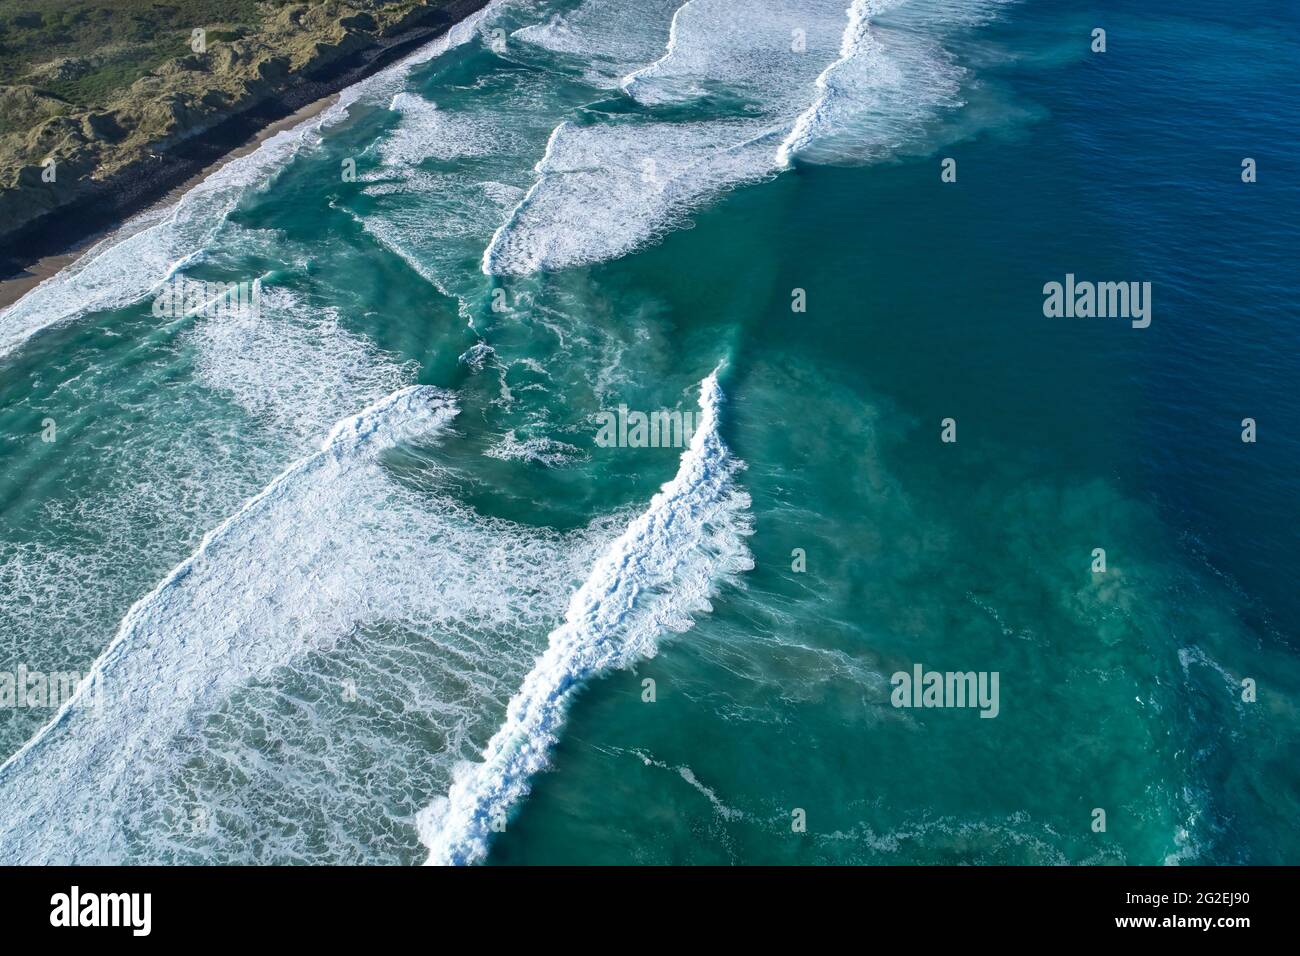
[0,0,1296,864]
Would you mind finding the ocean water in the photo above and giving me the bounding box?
[0,0,1296,864]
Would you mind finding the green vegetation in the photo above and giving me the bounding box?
[0,0,462,240]
[0,2,275,111]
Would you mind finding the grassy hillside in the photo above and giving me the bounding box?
[0,2,275,122]
[0,0,471,248]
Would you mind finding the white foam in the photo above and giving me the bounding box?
[0,387,454,796]
[776,0,971,167]
[0,257,423,762]
[364,0,852,283]
[353,190,515,300]
[617,0,694,100]
[355,0,693,299]
[380,93,508,165]
[778,0,881,165]
[459,341,497,370]
[485,429,585,467]
[0,378,641,862]
[0,1,500,362]
[481,116,781,275]
[187,282,418,446]
[482,0,849,275]
[512,0,684,86]
[355,79,561,302]
[419,369,753,865]
[620,0,846,108]
[487,0,1006,275]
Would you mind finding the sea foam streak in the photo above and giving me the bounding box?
[0,390,460,858]
[480,116,783,275]
[485,0,1002,276]
[619,0,846,109]
[513,0,684,86]
[481,0,847,275]
[617,0,694,101]
[187,282,419,446]
[776,0,976,167]
[0,273,418,759]
[0,375,631,863]
[419,369,753,865]
[359,0,682,299]
[777,0,883,166]
[0,2,498,361]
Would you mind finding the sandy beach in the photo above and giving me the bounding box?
[0,0,490,312]
[0,92,341,312]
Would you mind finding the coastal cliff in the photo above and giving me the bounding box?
[0,0,487,267]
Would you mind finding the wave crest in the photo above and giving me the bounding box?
[420,369,753,865]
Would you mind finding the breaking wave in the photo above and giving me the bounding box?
[484,0,1006,275]
[419,369,753,865]
[0,384,624,863]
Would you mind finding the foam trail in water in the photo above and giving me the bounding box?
[480,116,785,275]
[512,0,684,86]
[482,0,846,275]
[620,0,846,108]
[0,368,636,863]
[357,0,685,300]
[777,0,882,166]
[419,369,753,865]
[0,254,424,761]
[0,2,499,361]
[486,0,1006,276]
[380,93,506,165]
[188,282,418,445]
[617,0,694,100]
[0,384,455,767]
[0,387,456,860]
[776,0,975,167]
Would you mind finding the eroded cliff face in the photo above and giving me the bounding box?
[0,1,480,245]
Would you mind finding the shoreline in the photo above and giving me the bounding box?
[0,0,490,307]
[0,93,341,312]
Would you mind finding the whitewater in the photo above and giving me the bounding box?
[420,370,753,864]
[0,0,1028,864]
